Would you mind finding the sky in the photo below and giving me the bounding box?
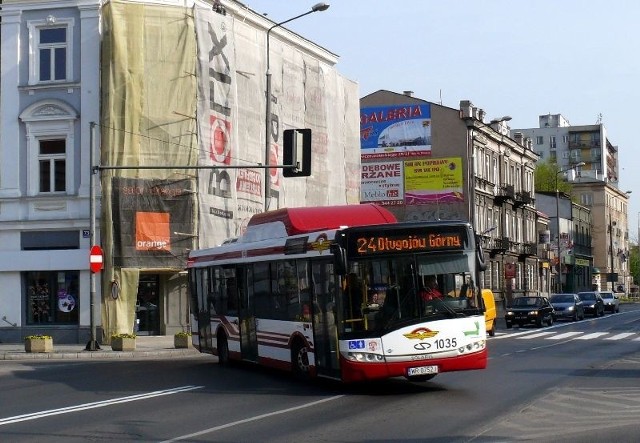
[242,0,640,242]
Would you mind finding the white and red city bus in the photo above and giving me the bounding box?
[187,204,488,383]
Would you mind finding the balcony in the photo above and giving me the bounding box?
[494,184,515,205]
[514,191,534,208]
[489,237,510,257]
[519,242,537,259]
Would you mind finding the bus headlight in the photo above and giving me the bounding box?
[347,352,385,362]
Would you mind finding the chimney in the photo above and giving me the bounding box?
[513,132,523,145]
[460,100,474,119]
[403,90,414,97]
[478,109,486,123]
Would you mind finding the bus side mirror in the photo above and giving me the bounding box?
[475,234,487,271]
[283,129,312,177]
[330,243,347,275]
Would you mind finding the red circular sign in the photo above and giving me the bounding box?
[89,245,103,273]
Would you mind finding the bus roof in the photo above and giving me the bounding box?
[247,204,397,236]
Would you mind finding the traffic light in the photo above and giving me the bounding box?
[282,128,311,177]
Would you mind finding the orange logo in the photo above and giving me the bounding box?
[136,212,171,251]
[404,327,439,340]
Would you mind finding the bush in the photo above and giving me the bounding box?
[174,331,192,337]
[24,334,52,340]
[111,333,136,340]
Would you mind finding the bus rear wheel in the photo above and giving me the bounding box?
[217,333,229,366]
[291,341,310,379]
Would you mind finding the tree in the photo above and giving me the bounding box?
[534,159,574,194]
[629,244,639,289]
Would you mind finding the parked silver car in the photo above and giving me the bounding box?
[599,291,620,313]
[549,293,585,321]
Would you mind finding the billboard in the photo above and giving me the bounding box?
[360,104,431,160]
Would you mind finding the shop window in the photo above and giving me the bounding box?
[25,271,79,325]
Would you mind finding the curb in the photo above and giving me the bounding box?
[0,348,201,361]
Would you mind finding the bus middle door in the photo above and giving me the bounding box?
[237,266,258,362]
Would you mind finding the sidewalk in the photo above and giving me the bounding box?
[0,336,202,361]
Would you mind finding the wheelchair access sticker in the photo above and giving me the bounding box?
[348,340,365,350]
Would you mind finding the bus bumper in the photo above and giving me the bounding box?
[339,348,487,383]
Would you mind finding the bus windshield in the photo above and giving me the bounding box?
[340,252,479,336]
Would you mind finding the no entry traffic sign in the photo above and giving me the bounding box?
[89,245,103,273]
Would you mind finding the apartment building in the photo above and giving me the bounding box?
[513,114,631,294]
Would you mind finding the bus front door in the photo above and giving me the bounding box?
[312,262,341,378]
[237,266,258,362]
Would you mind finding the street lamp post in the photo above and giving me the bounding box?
[264,3,330,212]
[555,162,585,293]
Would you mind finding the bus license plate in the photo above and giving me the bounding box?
[408,365,438,376]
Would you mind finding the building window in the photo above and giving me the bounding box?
[19,100,77,197]
[536,136,543,145]
[28,18,74,85]
[580,193,593,206]
[549,136,557,149]
[25,271,79,325]
[39,139,66,193]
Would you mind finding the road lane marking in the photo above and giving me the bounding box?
[517,331,555,339]
[604,332,635,340]
[160,395,345,442]
[0,385,203,426]
[547,332,584,340]
[574,332,609,340]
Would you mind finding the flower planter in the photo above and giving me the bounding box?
[25,337,53,353]
[174,334,191,349]
[111,336,136,351]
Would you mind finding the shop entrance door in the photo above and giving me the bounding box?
[136,274,160,335]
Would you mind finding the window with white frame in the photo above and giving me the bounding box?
[536,136,543,145]
[28,18,74,85]
[549,135,557,149]
[19,100,77,197]
[38,139,66,193]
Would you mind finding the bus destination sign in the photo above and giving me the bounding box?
[351,231,464,257]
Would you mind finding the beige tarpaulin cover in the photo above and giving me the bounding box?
[100,1,198,342]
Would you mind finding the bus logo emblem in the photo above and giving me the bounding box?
[404,327,438,340]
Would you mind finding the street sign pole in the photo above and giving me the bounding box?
[86,122,100,351]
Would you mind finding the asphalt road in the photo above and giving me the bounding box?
[1,304,640,442]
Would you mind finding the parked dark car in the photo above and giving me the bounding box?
[599,291,620,313]
[549,293,585,321]
[505,296,555,328]
[577,291,605,317]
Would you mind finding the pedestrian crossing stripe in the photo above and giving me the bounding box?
[492,331,640,341]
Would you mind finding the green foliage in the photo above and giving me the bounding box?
[629,245,640,286]
[174,331,192,337]
[534,159,573,194]
[111,333,136,339]
[24,335,52,340]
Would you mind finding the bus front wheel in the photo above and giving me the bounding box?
[217,333,229,366]
[291,341,310,379]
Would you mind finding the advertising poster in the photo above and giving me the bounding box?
[111,177,195,268]
[404,157,464,205]
[360,104,431,160]
[361,161,404,206]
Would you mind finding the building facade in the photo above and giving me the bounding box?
[0,0,359,343]
[513,114,631,294]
